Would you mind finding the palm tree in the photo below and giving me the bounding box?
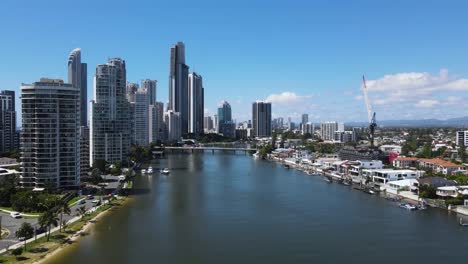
[76,205,87,220]
[57,200,71,232]
[38,210,59,241]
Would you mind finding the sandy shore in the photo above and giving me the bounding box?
[32,198,130,264]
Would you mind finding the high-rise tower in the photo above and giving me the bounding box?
[21,78,80,188]
[168,42,189,135]
[68,48,87,126]
[90,58,131,166]
[188,72,204,135]
[252,101,272,138]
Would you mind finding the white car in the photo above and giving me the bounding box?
[10,212,21,218]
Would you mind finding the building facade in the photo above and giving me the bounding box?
[456,131,468,146]
[80,126,90,180]
[188,72,204,135]
[90,58,131,166]
[21,78,80,188]
[165,110,181,141]
[252,101,272,137]
[320,122,338,141]
[141,79,157,105]
[204,116,213,132]
[68,48,87,126]
[218,101,234,137]
[168,42,189,136]
[0,90,18,153]
[134,89,149,146]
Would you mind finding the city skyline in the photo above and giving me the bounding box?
[1,0,468,124]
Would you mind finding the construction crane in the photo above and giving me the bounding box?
[362,75,377,149]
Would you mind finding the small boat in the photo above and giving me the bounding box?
[460,218,468,227]
[417,203,427,210]
[160,168,170,174]
[147,166,153,174]
[363,189,375,195]
[399,203,417,210]
[343,181,351,186]
[141,169,147,174]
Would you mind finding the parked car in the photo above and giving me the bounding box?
[10,212,21,219]
[91,199,101,206]
[86,195,94,200]
[78,199,86,205]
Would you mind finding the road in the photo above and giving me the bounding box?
[0,174,125,251]
[0,195,104,250]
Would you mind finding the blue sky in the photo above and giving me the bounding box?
[1,0,468,125]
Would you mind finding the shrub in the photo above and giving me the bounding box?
[11,247,23,257]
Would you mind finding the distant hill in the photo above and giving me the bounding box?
[345,116,468,128]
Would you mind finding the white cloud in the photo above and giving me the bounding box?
[415,99,440,108]
[363,69,468,113]
[265,92,312,105]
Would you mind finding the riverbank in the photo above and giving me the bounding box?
[269,156,468,216]
[0,197,130,264]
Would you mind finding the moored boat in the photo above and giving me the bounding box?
[460,218,468,227]
[141,169,147,174]
[147,166,153,174]
[399,203,417,210]
[160,168,170,174]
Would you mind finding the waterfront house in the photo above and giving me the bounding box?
[363,169,424,185]
[436,185,468,198]
[348,160,383,177]
[413,177,457,195]
[393,157,418,168]
[385,179,418,195]
[417,158,464,175]
[394,157,464,175]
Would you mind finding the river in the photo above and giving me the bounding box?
[47,153,468,264]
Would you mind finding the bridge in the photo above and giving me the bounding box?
[155,146,257,155]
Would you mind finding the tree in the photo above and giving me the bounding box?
[272,132,277,149]
[38,210,59,241]
[419,185,437,199]
[459,142,467,163]
[90,168,103,185]
[258,144,274,159]
[416,144,432,158]
[0,174,17,207]
[11,247,23,259]
[92,159,107,172]
[76,205,87,220]
[57,200,71,232]
[15,222,34,250]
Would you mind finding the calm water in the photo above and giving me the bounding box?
[48,154,468,264]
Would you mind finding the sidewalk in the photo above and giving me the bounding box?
[0,199,111,255]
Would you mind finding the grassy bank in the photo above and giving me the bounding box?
[0,198,127,264]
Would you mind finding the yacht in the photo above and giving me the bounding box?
[147,166,153,174]
[161,168,170,174]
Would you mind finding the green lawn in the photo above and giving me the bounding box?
[67,196,83,206]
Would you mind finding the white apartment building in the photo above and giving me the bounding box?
[21,78,80,188]
[90,58,131,166]
[456,131,468,146]
[134,89,149,146]
[320,122,338,141]
[165,110,181,141]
